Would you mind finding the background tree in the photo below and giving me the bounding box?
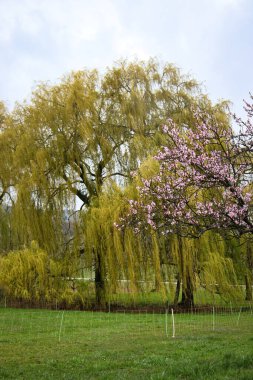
[11,59,204,304]
[127,101,253,238]
[2,59,246,307]
[0,102,19,252]
[118,153,243,307]
[0,102,11,205]
[121,100,252,305]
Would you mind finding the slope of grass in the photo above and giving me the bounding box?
[0,308,252,379]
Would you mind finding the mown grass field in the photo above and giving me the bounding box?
[0,307,252,379]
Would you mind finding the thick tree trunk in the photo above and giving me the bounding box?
[245,241,253,301]
[173,274,181,305]
[181,273,194,307]
[177,236,194,308]
[245,274,252,301]
[94,251,106,306]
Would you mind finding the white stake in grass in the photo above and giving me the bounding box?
[171,309,175,338]
[212,306,215,331]
[58,311,65,342]
[165,309,168,337]
[237,307,242,326]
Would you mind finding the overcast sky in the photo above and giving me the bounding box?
[0,0,252,117]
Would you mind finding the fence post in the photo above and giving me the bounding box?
[237,307,242,326]
[212,306,215,331]
[165,309,168,337]
[58,311,65,342]
[171,308,175,338]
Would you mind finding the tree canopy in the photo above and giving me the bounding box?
[125,99,253,238]
[0,59,252,307]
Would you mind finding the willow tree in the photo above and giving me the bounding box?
[0,241,87,306]
[0,102,10,205]
[0,102,19,252]
[82,185,173,305]
[11,59,210,304]
[82,186,139,304]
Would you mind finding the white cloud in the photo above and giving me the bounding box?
[0,0,122,45]
[213,0,244,10]
[113,36,150,60]
[0,0,252,113]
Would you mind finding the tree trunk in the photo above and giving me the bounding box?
[177,236,194,308]
[181,273,194,307]
[245,241,253,301]
[94,250,106,306]
[245,274,252,301]
[173,274,181,305]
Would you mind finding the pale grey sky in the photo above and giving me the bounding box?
[0,0,252,117]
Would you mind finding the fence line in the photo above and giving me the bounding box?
[0,306,252,343]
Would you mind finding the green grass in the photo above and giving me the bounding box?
[0,307,252,379]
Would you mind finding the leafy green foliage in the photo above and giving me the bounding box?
[0,59,251,306]
[0,242,89,306]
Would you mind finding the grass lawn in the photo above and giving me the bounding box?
[0,307,252,379]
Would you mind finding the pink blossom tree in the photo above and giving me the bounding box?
[127,97,253,239]
[118,97,253,306]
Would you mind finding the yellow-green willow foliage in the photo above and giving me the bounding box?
[7,59,206,304]
[10,185,67,257]
[239,234,253,301]
[0,207,10,252]
[197,232,243,301]
[0,242,53,301]
[166,235,196,306]
[0,104,20,252]
[82,187,138,303]
[0,241,89,306]
[2,60,240,306]
[12,59,201,212]
[81,185,169,303]
[135,230,243,306]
